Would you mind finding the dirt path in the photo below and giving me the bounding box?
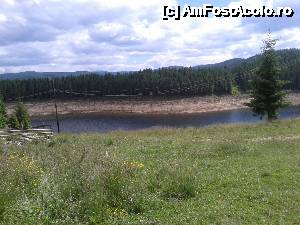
[6,93,300,117]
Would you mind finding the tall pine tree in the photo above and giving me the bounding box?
[246,34,289,121]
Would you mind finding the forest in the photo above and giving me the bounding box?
[1,49,300,102]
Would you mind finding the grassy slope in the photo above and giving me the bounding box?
[1,120,300,224]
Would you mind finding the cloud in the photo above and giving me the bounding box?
[0,0,299,73]
[240,0,300,32]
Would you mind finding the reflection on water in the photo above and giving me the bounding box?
[32,106,300,133]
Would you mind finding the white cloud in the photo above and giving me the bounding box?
[0,14,7,23]
[0,0,299,73]
[1,0,15,5]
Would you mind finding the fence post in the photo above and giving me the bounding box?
[52,79,60,134]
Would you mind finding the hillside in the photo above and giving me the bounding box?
[193,58,245,70]
[1,49,299,80]
[1,120,300,224]
[1,49,300,101]
[0,71,106,80]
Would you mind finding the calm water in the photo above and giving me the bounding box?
[31,106,300,133]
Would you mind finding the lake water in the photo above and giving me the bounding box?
[31,106,300,133]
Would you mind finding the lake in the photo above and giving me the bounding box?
[32,106,300,133]
[31,106,300,133]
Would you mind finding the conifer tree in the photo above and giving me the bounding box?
[246,34,289,121]
[15,102,31,129]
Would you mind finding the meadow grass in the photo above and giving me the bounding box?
[1,120,300,224]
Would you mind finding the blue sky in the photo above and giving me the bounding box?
[0,0,299,73]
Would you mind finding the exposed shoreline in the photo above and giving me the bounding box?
[6,93,300,117]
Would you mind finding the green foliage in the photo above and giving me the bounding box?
[7,114,20,129]
[1,121,300,224]
[231,84,240,96]
[15,102,31,129]
[0,94,7,128]
[246,35,289,121]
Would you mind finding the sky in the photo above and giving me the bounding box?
[0,0,299,73]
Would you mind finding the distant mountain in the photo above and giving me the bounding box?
[193,58,246,70]
[0,71,107,80]
[161,66,185,70]
[1,48,300,101]
[1,49,300,80]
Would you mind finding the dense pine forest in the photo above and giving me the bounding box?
[1,49,300,101]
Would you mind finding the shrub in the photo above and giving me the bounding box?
[231,85,241,96]
[7,114,20,129]
[15,102,31,129]
[0,95,7,129]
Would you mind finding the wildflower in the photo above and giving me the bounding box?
[124,161,145,170]
[107,207,128,218]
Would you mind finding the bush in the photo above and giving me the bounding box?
[0,96,7,129]
[15,102,31,129]
[231,85,241,96]
[7,114,20,129]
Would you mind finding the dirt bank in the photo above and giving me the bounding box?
[6,93,300,117]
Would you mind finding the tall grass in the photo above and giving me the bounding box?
[1,120,300,224]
